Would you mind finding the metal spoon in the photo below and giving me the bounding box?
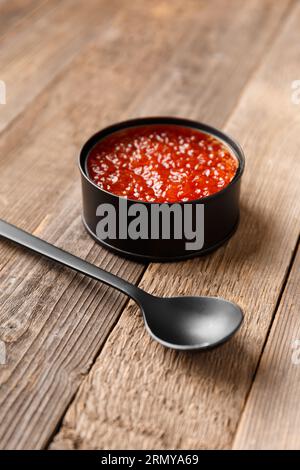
[0,219,243,350]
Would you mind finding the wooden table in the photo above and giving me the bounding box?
[0,0,299,450]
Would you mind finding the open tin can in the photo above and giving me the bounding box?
[79,117,245,261]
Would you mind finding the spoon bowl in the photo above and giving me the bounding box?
[140,294,243,350]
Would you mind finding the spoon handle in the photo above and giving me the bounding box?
[0,219,143,301]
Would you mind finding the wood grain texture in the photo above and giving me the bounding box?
[0,0,120,133]
[0,0,296,450]
[0,0,43,40]
[233,244,300,449]
[51,1,300,450]
[1,0,290,450]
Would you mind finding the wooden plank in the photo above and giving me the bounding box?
[0,0,120,134]
[0,0,43,40]
[50,1,300,450]
[233,244,300,449]
[0,0,293,450]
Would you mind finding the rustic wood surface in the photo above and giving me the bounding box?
[0,0,299,450]
[233,242,300,449]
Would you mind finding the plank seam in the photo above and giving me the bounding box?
[231,235,300,449]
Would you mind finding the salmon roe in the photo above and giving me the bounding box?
[86,125,238,203]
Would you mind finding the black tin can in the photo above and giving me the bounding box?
[79,117,245,261]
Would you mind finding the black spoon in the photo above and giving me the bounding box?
[0,219,243,350]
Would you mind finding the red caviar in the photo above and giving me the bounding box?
[87,125,238,203]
